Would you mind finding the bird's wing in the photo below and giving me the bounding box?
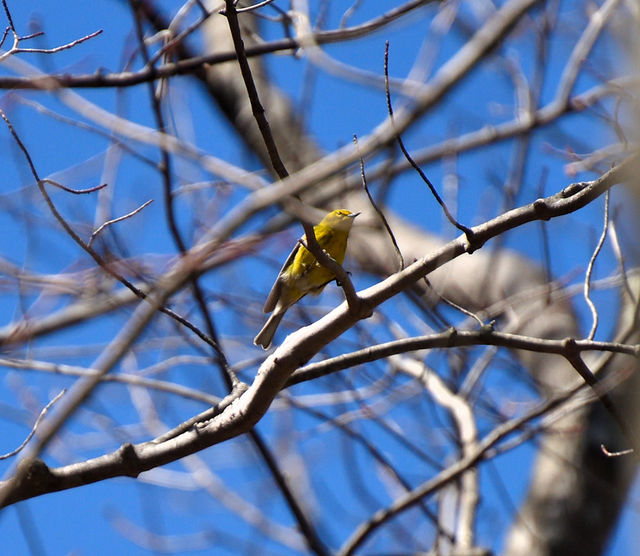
[263,240,301,313]
[263,224,340,312]
[314,224,335,246]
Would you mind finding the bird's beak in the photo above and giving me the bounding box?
[350,212,360,218]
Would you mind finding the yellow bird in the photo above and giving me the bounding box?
[254,209,359,349]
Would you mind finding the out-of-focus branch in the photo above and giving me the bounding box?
[336,380,593,556]
[0,0,431,90]
[0,160,633,507]
[192,3,639,554]
[393,356,479,551]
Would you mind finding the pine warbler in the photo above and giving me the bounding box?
[254,209,359,348]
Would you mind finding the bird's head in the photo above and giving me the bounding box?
[321,209,360,232]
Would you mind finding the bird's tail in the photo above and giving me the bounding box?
[253,310,285,349]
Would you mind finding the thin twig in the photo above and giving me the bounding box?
[13,29,103,54]
[584,189,609,340]
[394,356,479,548]
[384,41,474,245]
[131,1,239,390]
[601,444,634,458]
[224,0,289,179]
[563,343,637,454]
[424,277,485,327]
[0,108,222,361]
[337,381,591,555]
[148,2,214,66]
[41,178,107,195]
[0,389,66,460]
[0,1,434,91]
[280,389,451,540]
[1,0,16,33]
[88,199,153,247]
[0,26,10,49]
[15,96,162,169]
[14,31,44,41]
[353,133,404,269]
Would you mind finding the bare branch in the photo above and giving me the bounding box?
[353,133,404,270]
[88,199,153,247]
[584,190,609,340]
[384,41,473,241]
[0,389,66,460]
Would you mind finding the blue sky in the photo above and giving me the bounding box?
[0,1,638,554]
